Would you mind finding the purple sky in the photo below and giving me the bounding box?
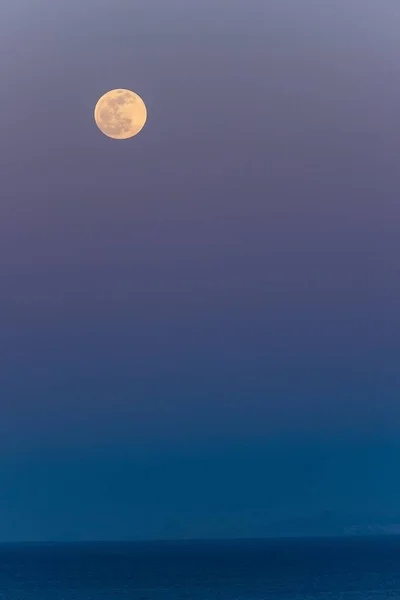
[0,0,399,540]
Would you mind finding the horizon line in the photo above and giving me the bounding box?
[1,533,400,545]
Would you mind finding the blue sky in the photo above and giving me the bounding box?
[0,0,399,540]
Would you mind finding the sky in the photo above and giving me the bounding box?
[0,0,399,541]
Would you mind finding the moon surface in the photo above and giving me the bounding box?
[94,89,147,139]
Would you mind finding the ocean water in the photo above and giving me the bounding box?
[1,536,400,600]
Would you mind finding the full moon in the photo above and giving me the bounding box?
[94,89,147,140]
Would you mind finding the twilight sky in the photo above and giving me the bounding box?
[0,0,400,541]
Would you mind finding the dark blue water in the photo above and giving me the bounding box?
[1,536,400,599]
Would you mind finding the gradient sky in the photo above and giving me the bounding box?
[0,0,400,541]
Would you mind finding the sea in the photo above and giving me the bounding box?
[0,536,400,600]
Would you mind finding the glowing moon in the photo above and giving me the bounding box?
[94,89,147,139]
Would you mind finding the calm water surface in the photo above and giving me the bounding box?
[1,536,400,599]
